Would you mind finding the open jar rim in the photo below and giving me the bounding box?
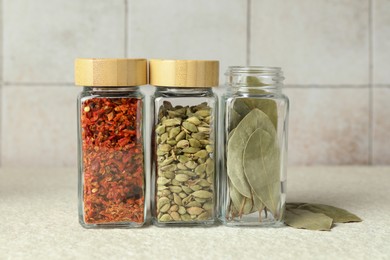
[225,66,282,75]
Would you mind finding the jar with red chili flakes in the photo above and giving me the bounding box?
[75,58,147,228]
[150,59,219,226]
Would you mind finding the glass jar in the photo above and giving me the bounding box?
[219,66,289,227]
[150,59,219,226]
[75,58,147,228]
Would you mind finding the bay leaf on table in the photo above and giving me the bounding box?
[243,128,280,216]
[285,209,333,231]
[227,109,276,198]
[296,204,362,223]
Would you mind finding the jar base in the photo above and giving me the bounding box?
[79,218,145,229]
[219,218,284,228]
[152,218,216,227]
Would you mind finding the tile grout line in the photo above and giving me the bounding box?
[3,82,74,86]
[285,85,371,89]
[246,0,251,66]
[3,82,387,88]
[370,84,390,88]
[368,0,374,165]
[124,0,128,58]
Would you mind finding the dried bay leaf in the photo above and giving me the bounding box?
[228,128,236,140]
[242,197,255,215]
[296,204,362,223]
[232,99,252,118]
[232,99,278,129]
[228,180,254,215]
[285,203,362,230]
[246,76,265,87]
[228,180,242,212]
[229,109,243,130]
[285,209,333,231]
[244,99,278,129]
[228,75,266,118]
[227,109,276,198]
[252,192,265,212]
[243,128,280,216]
[230,73,277,130]
[227,141,251,197]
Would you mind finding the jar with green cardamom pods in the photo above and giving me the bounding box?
[219,66,289,226]
[150,59,219,226]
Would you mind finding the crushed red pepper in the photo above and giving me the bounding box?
[81,97,144,224]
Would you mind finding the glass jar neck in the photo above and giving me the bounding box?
[83,86,140,92]
[225,66,284,95]
[155,87,213,96]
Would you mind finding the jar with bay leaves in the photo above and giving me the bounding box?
[150,59,219,226]
[219,66,289,226]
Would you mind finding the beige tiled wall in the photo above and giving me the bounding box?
[128,0,247,84]
[0,0,389,166]
[373,0,390,164]
[251,0,370,86]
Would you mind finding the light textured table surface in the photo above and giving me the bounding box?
[1,167,389,259]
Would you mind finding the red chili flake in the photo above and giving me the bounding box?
[81,97,144,224]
